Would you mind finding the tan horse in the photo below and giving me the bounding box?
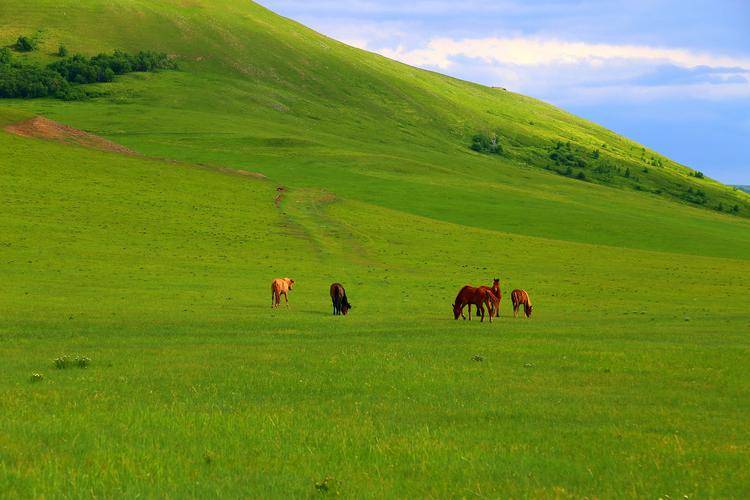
[271,278,295,308]
[511,289,533,318]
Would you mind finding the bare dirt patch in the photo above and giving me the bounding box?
[4,116,136,155]
[4,116,271,184]
[234,169,267,179]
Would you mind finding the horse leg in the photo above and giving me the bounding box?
[479,303,485,323]
[272,289,276,308]
[468,303,472,321]
[513,303,518,318]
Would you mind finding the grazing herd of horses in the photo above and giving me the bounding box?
[271,277,532,321]
[452,279,533,322]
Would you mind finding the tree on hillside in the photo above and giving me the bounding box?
[15,36,36,52]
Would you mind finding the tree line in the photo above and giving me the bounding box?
[0,45,176,100]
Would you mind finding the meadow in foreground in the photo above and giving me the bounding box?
[2,128,749,497]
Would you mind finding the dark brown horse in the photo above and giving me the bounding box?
[330,283,352,316]
[475,278,502,317]
[511,289,533,318]
[453,285,497,323]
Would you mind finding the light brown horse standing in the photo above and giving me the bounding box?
[511,289,533,318]
[271,278,295,308]
[453,285,497,323]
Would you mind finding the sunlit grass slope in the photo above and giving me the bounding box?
[2,120,749,497]
[1,0,749,497]
[2,0,750,247]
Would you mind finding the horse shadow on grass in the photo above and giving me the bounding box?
[244,303,330,317]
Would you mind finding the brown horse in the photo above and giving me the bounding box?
[271,278,294,308]
[511,289,533,318]
[330,283,352,316]
[475,278,502,317]
[453,285,497,323]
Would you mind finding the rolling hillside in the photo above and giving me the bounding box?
[1,0,749,497]
[2,0,750,245]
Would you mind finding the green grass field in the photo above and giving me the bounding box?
[1,0,750,497]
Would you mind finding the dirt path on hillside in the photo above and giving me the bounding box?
[4,116,137,155]
[4,116,270,182]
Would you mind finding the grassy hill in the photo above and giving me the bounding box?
[1,1,749,497]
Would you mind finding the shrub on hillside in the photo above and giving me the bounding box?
[549,141,587,169]
[0,48,11,65]
[470,133,503,155]
[57,45,68,57]
[681,187,708,205]
[15,36,37,52]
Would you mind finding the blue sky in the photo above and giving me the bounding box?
[258,1,750,184]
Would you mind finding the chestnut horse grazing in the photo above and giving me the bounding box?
[330,283,352,316]
[453,285,497,323]
[271,278,295,308]
[511,289,533,318]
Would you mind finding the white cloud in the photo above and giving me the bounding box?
[262,1,750,103]
[369,37,750,102]
[262,0,563,16]
[375,36,750,70]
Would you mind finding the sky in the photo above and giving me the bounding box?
[257,1,750,184]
